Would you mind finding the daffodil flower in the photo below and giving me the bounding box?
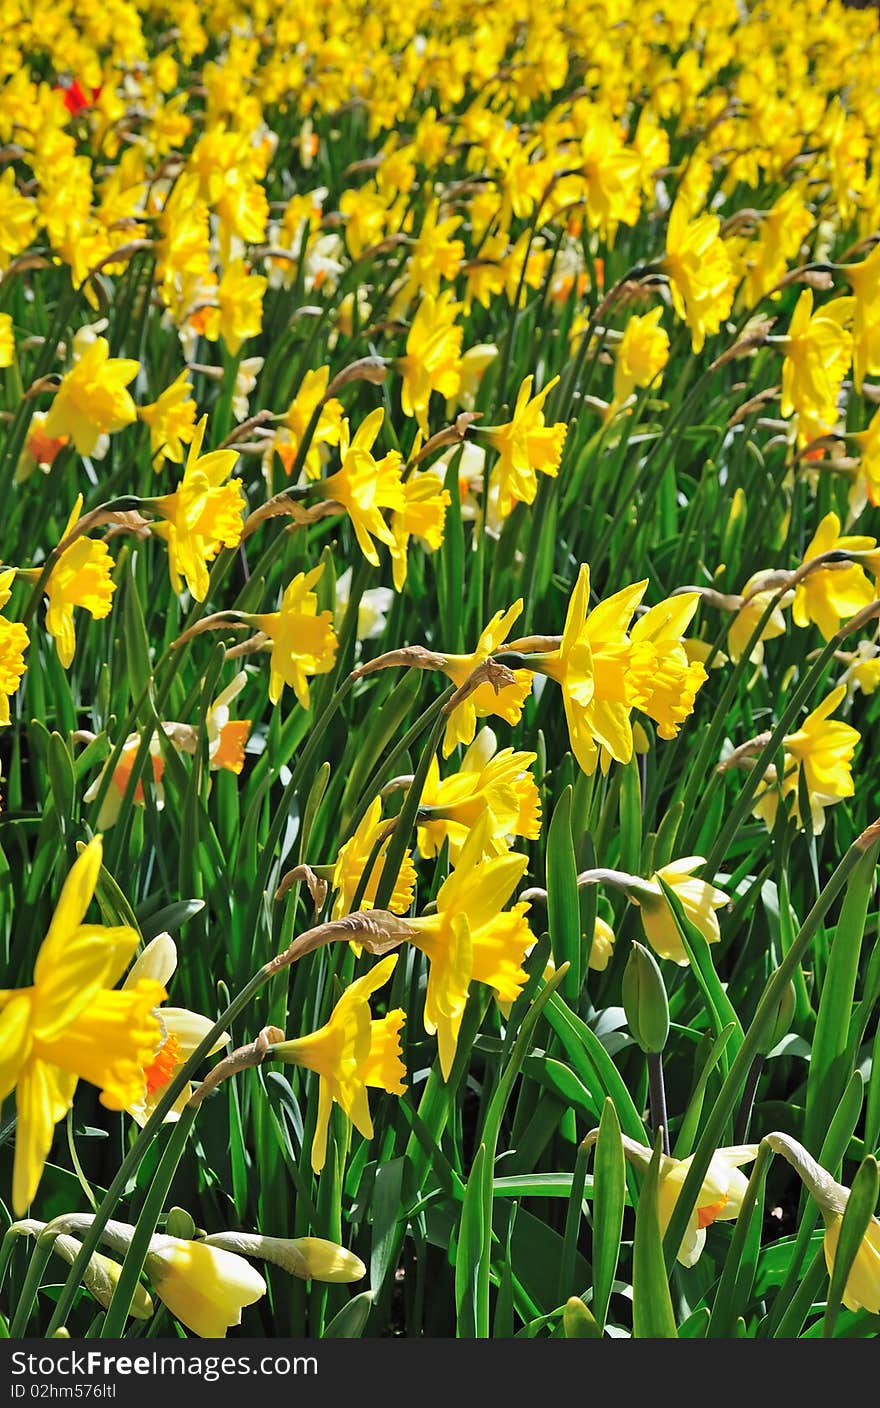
[486,374,567,517]
[633,857,729,965]
[418,726,541,862]
[41,495,116,668]
[150,415,245,601]
[619,1136,758,1266]
[440,600,533,755]
[0,568,28,726]
[144,1236,267,1338]
[663,196,735,354]
[765,1132,880,1314]
[42,330,139,458]
[252,563,338,707]
[330,795,417,920]
[121,932,228,1126]
[0,838,164,1214]
[539,563,647,776]
[407,824,534,1078]
[271,954,406,1173]
[321,409,406,566]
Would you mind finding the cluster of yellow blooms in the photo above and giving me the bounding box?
[2,0,880,1337]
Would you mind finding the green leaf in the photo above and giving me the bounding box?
[547,785,582,1004]
[823,1156,879,1339]
[46,732,75,823]
[456,1143,487,1339]
[369,1156,405,1297]
[544,993,647,1143]
[805,844,878,1153]
[632,1130,678,1339]
[618,756,642,876]
[655,875,743,1055]
[322,1291,375,1338]
[592,1098,626,1332]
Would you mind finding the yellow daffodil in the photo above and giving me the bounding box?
[754,684,859,835]
[0,312,13,368]
[418,727,541,862]
[780,290,854,447]
[200,1231,366,1285]
[608,308,669,416]
[633,857,729,964]
[588,916,615,972]
[272,954,406,1174]
[844,242,880,392]
[253,564,338,707]
[331,796,417,919]
[321,408,406,566]
[539,563,646,776]
[823,1212,880,1314]
[407,826,534,1078]
[741,186,813,306]
[621,1136,758,1266]
[0,168,36,272]
[150,415,245,601]
[0,838,164,1214]
[766,1133,880,1314]
[792,512,878,641]
[204,258,267,357]
[40,496,116,668]
[663,196,735,353]
[43,332,139,459]
[849,407,880,515]
[121,932,228,1127]
[0,570,28,727]
[628,593,707,739]
[577,109,642,235]
[487,375,567,518]
[273,366,342,481]
[389,470,450,592]
[51,1234,153,1319]
[402,201,465,301]
[139,370,198,469]
[727,570,791,664]
[440,600,533,756]
[399,291,464,433]
[144,1237,267,1338]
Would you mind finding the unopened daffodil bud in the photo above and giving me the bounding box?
[622,941,669,1052]
[203,1232,367,1283]
[53,1234,153,1319]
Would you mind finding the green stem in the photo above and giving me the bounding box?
[9,1234,55,1337]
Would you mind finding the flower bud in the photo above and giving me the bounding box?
[622,941,670,1052]
[203,1232,366,1283]
[165,1207,197,1240]
[53,1235,153,1319]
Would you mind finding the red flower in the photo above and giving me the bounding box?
[55,79,101,115]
